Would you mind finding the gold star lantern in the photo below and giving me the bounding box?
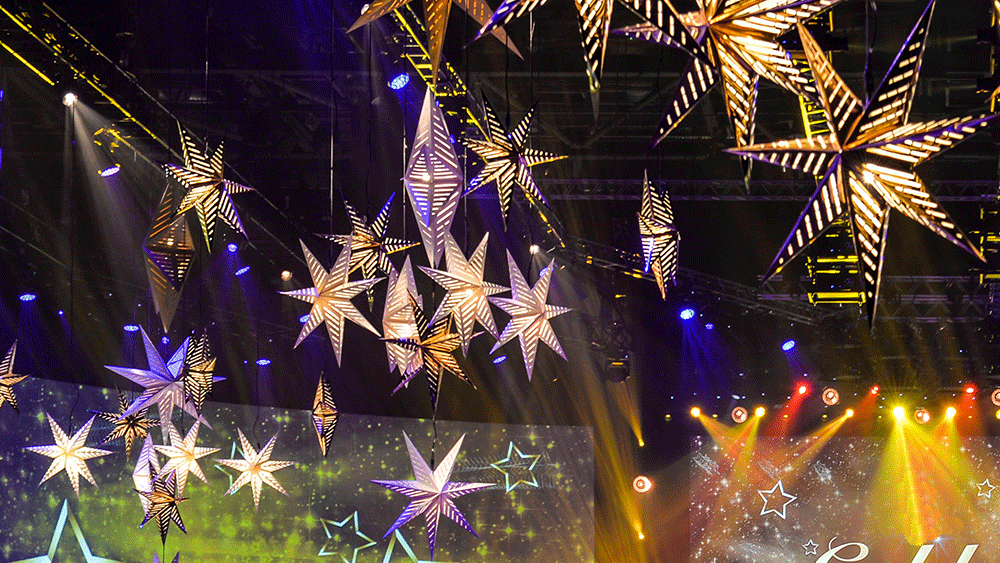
[638,171,679,299]
[92,391,158,459]
[0,341,29,412]
[215,429,296,510]
[312,377,338,457]
[24,414,112,496]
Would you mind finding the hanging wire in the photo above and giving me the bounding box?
[863,0,878,103]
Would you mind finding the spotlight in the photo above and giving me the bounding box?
[679,308,695,320]
[632,475,652,493]
[492,355,507,365]
[782,339,796,352]
[731,406,748,424]
[388,73,410,90]
[992,388,1000,407]
[689,406,701,418]
[299,314,310,324]
[754,406,766,418]
[704,323,714,330]
[797,383,808,395]
[965,383,977,395]
[62,92,77,107]
[915,408,930,424]
[638,532,645,541]
[256,358,271,366]
[822,387,840,406]
[995,409,1000,420]
[280,270,292,281]
[123,324,140,332]
[946,406,957,419]
[869,385,880,396]
[529,244,540,255]
[235,266,251,276]
[161,336,170,345]
[18,293,37,302]
[845,408,855,418]
[892,406,905,420]
[98,165,121,177]
[58,310,64,316]
[227,242,238,253]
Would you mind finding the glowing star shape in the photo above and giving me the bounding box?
[317,511,377,561]
[24,414,112,497]
[758,480,797,519]
[154,421,220,496]
[133,434,161,515]
[136,469,187,545]
[9,499,122,563]
[183,332,223,413]
[92,391,158,459]
[104,327,202,431]
[727,3,991,322]
[419,233,506,354]
[164,125,252,249]
[978,479,996,499]
[370,432,493,558]
[383,256,423,376]
[803,539,819,555]
[404,89,463,267]
[215,429,296,510]
[280,239,383,365]
[464,97,566,225]
[488,252,570,380]
[638,171,679,299]
[490,441,541,492]
[0,340,29,412]
[312,377,338,457]
[348,0,520,87]
[144,181,194,332]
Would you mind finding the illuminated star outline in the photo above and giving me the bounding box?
[758,480,796,519]
[490,441,541,493]
[978,478,996,499]
[317,511,377,562]
[10,499,122,563]
[803,539,819,555]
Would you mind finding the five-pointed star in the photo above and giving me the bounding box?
[404,88,463,267]
[133,434,161,515]
[349,0,520,87]
[104,327,202,431]
[312,377,338,457]
[24,414,112,497]
[144,181,195,332]
[758,480,796,519]
[164,126,252,249]
[728,5,991,321]
[155,421,220,496]
[420,233,506,354]
[9,499,122,563]
[0,340,29,412]
[318,511,377,561]
[183,332,223,414]
[280,239,383,365]
[465,97,566,226]
[216,429,296,510]
[803,539,819,555]
[92,391,158,459]
[137,469,187,545]
[383,256,423,376]
[489,252,570,381]
[638,170,680,299]
[371,432,493,558]
[978,478,996,499]
[490,441,541,492]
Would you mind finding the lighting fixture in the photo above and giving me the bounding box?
[161,336,170,345]
[18,293,36,302]
[946,406,957,419]
[782,340,796,352]
[754,406,766,418]
[731,406,748,424]
[870,385,880,396]
[893,406,905,420]
[797,383,808,395]
[298,314,310,324]
[845,409,855,418]
[529,244,540,255]
[632,475,652,493]
[914,408,930,424]
[280,270,292,281]
[689,406,701,418]
[123,324,140,332]
[492,355,507,365]
[992,388,1000,407]
[679,308,695,320]
[822,387,840,406]
[256,358,271,366]
[234,266,250,277]
[99,165,121,177]
[704,323,714,330]
[388,73,410,90]
[227,242,238,253]
[965,384,977,395]
[995,409,1000,420]
[62,92,77,107]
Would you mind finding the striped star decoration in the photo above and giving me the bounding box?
[0,341,29,412]
[143,180,194,332]
[638,171,679,299]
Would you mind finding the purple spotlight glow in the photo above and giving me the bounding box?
[256,358,271,366]
[161,336,170,345]
[299,314,310,324]
[492,355,507,365]
[99,165,120,177]
[704,323,714,330]
[227,242,238,253]
[235,266,251,276]
[679,308,695,320]
[18,293,37,302]
[58,310,64,316]
[782,339,796,352]
[388,73,410,90]
[123,324,140,332]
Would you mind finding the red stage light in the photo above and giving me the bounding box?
[633,475,652,493]
[965,384,976,395]
[797,384,808,395]
[869,385,879,395]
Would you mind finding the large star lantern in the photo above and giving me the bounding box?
[312,377,338,457]
[164,125,252,250]
[371,432,493,558]
[419,233,506,354]
[0,340,29,412]
[143,181,195,332]
[727,2,991,321]
[155,421,220,496]
[489,252,570,380]
[638,171,679,299]
[383,256,423,376]
[92,391,158,459]
[137,469,187,545]
[25,414,112,496]
[465,97,566,226]
[216,429,295,510]
[280,239,383,365]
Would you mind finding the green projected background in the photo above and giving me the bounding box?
[0,380,594,562]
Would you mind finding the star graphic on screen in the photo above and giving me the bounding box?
[280,239,383,365]
[638,170,679,299]
[803,539,819,555]
[24,414,112,497]
[371,432,493,558]
[155,421,220,496]
[215,429,295,510]
[137,469,187,545]
[381,529,420,563]
[9,499,122,563]
[758,480,796,519]
[978,478,996,499]
[490,441,541,492]
[0,340,29,412]
[317,511,377,562]
[92,391,158,458]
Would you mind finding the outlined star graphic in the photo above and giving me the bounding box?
[490,441,541,493]
[978,478,996,499]
[9,499,122,563]
[317,511,377,562]
[758,480,797,519]
[24,414,112,497]
[803,539,819,555]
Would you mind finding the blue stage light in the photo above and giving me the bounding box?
[99,165,120,177]
[227,242,238,253]
[299,314,310,324]
[18,293,36,302]
[782,339,796,352]
[705,323,714,330]
[256,358,271,366]
[388,73,410,90]
[235,266,251,276]
[492,355,507,365]
[123,324,140,332]
[161,336,170,345]
[679,308,695,320]
[57,310,64,316]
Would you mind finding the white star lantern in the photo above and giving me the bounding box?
[216,429,295,510]
[25,414,112,497]
[154,421,220,496]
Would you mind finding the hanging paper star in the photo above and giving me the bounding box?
[144,181,195,332]
[92,391,158,459]
[137,469,187,545]
[215,429,295,510]
[164,125,252,249]
[383,256,423,376]
[349,0,520,87]
[183,332,223,413]
[727,4,991,321]
[371,432,493,558]
[24,414,112,497]
[317,511,377,561]
[638,170,679,299]
[280,239,383,365]
[133,434,161,515]
[419,233,506,354]
[104,327,202,430]
[0,340,29,412]
[404,89,463,267]
[490,441,541,492]
[155,421,220,496]
[9,500,123,563]
[465,97,566,226]
[312,377,338,457]
[758,480,796,519]
[489,252,570,380]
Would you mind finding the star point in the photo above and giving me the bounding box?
[215,429,295,509]
[383,256,424,376]
[24,414,112,497]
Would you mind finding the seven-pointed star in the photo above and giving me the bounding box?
[312,377,338,457]
[383,256,423,377]
[164,125,252,250]
[280,239,383,365]
[318,511,377,562]
[727,4,991,321]
[489,251,570,381]
[154,421,220,496]
[0,340,29,412]
[215,429,296,510]
[9,499,123,563]
[24,414,112,497]
[978,478,996,499]
[92,391,158,459]
[758,480,797,519]
[490,441,541,492]
[420,233,506,354]
[136,469,187,545]
[464,97,566,226]
[638,170,680,299]
[370,432,493,558]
